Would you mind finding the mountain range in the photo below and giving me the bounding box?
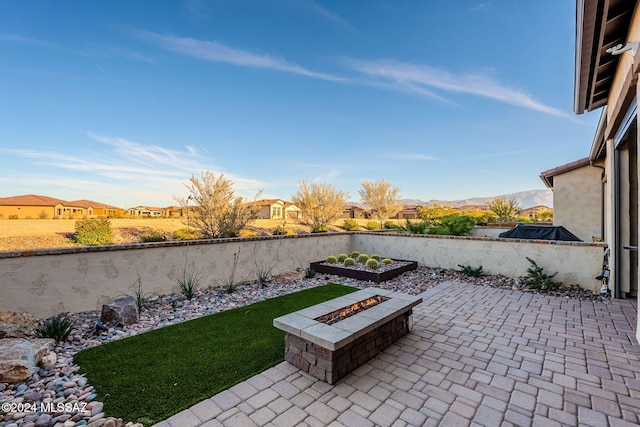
[399,189,552,210]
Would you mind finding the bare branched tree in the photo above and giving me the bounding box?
[291,180,349,232]
[359,180,403,227]
[175,171,262,238]
[487,197,521,223]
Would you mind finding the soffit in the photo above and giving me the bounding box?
[575,0,636,114]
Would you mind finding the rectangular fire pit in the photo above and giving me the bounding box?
[273,288,422,384]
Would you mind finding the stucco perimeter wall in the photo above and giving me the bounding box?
[0,234,351,318]
[353,233,606,293]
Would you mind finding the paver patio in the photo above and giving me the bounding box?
[153,281,640,427]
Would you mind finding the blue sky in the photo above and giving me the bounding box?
[0,1,601,208]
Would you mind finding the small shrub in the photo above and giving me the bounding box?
[525,257,560,291]
[173,228,203,240]
[458,264,484,277]
[128,273,151,312]
[305,268,316,278]
[350,251,360,258]
[239,229,257,237]
[171,263,207,299]
[357,254,369,263]
[342,219,359,231]
[38,210,49,219]
[382,258,393,265]
[8,215,18,219]
[337,254,349,262]
[33,314,73,344]
[365,221,380,230]
[371,254,381,261]
[343,257,355,266]
[271,225,287,235]
[366,258,379,269]
[384,221,396,229]
[74,217,113,245]
[141,230,167,243]
[326,255,338,264]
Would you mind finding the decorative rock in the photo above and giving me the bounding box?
[100,297,139,327]
[0,338,55,383]
[0,311,38,338]
[39,351,57,370]
[34,413,52,427]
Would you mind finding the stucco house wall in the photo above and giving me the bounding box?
[552,165,603,242]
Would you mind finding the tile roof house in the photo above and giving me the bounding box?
[69,199,126,218]
[248,199,302,220]
[0,194,86,219]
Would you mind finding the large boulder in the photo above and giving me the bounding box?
[0,311,38,338]
[101,296,139,327]
[0,338,55,383]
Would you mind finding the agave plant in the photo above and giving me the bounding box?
[33,314,73,344]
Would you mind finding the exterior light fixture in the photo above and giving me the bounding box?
[606,42,639,56]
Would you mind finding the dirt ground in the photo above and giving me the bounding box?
[0,218,377,251]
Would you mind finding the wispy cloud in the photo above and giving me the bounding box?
[344,58,568,117]
[135,30,344,82]
[1,133,265,201]
[298,0,353,30]
[388,153,439,161]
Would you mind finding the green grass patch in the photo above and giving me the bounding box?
[73,283,357,425]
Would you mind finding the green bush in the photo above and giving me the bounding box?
[342,219,359,231]
[141,230,167,243]
[343,257,355,266]
[365,221,380,230]
[458,264,484,277]
[74,217,113,246]
[384,221,396,229]
[525,257,561,291]
[357,254,369,263]
[173,228,203,240]
[382,258,393,265]
[271,225,287,235]
[33,314,73,344]
[371,254,381,261]
[350,251,360,258]
[337,253,349,262]
[326,256,338,264]
[366,258,379,269]
[432,215,475,236]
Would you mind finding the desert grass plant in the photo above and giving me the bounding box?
[344,257,356,266]
[173,228,203,241]
[366,258,379,269]
[220,250,241,294]
[73,284,357,426]
[129,273,152,312]
[74,217,113,246]
[525,257,561,291]
[304,267,316,278]
[458,264,484,278]
[34,314,73,344]
[172,260,207,300]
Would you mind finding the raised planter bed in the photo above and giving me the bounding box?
[310,259,418,283]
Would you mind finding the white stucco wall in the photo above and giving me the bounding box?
[552,166,603,242]
[0,232,606,318]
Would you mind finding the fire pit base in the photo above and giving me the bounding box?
[273,288,422,384]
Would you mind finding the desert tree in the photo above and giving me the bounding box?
[175,171,261,238]
[359,180,403,227]
[417,204,461,224]
[291,180,349,232]
[487,197,521,223]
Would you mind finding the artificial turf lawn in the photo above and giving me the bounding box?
[73,283,357,425]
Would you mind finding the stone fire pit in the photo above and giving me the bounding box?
[273,288,422,384]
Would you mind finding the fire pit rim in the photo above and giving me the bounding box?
[273,287,422,351]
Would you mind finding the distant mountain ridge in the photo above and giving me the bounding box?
[400,189,552,210]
